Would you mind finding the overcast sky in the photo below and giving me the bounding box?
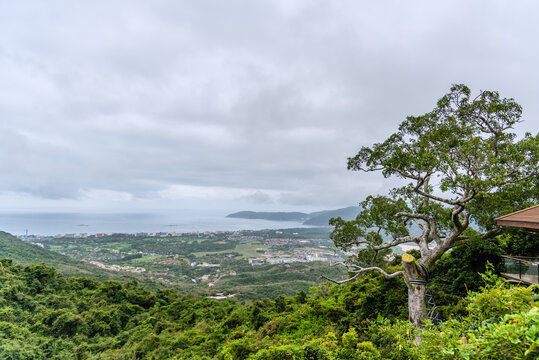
[1,0,538,215]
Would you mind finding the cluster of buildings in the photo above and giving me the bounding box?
[85,260,146,273]
[248,248,343,266]
[264,238,311,247]
[200,270,237,288]
[20,230,234,241]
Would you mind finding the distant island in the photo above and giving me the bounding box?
[226,206,360,226]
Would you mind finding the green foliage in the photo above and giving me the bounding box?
[416,273,538,359]
[333,84,538,256]
[342,328,359,349]
[252,345,302,360]
[26,228,346,301]
[0,232,141,284]
[498,230,539,257]
[221,337,256,360]
[0,258,535,359]
[367,269,538,360]
[428,235,504,316]
[332,85,538,254]
[329,84,538,328]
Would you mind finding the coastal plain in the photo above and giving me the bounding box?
[19,228,347,300]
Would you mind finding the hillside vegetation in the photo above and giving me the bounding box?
[23,229,347,300]
[0,231,142,284]
[0,241,536,359]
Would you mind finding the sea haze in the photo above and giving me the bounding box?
[0,212,311,236]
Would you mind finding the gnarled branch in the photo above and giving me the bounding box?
[395,212,441,244]
[371,236,418,250]
[321,262,404,284]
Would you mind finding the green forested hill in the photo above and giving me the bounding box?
[0,258,535,359]
[0,231,77,265]
[302,206,360,226]
[0,231,135,282]
[0,230,536,359]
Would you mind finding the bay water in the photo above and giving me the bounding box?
[0,212,309,236]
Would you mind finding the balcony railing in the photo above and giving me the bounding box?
[501,255,539,285]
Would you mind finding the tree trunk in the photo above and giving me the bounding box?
[407,282,427,328]
[402,253,427,328]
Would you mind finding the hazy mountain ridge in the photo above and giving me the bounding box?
[227,206,360,226]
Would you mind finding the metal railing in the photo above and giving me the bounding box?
[501,255,539,285]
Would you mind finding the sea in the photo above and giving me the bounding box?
[0,212,310,236]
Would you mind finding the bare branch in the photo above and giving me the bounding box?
[395,212,431,223]
[347,233,418,252]
[321,272,362,284]
[371,236,418,250]
[412,174,476,206]
[498,171,539,186]
[355,166,385,173]
[461,210,470,229]
[451,205,466,231]
[352,240,374,249]
[328,261,358,269]
[413,187,460,205]
[321,265,404,284]
[396,212,441,245]
[370,250,378,267]
[410,218,424,230]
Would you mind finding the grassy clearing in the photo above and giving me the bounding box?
[103,242,133,251]
[128,255,163,265]
[192,241,268,258]
[192,249,234,257]
[235,242,268,257]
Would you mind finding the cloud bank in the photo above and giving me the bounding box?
[1,0,538,213]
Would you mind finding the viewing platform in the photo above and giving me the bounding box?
[501,255,539,285]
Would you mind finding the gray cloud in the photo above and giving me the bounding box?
[239,191,274,205]
[0,0,538,213]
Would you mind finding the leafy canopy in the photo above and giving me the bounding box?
[331,84,538,275]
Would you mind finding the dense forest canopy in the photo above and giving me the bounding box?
[0,255,536,359]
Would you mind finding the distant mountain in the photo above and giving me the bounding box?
[302,206,360,225]
[226,206,360,226]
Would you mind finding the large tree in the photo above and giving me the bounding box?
[326,84,538,327]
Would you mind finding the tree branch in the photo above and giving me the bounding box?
[413,187,460,205]
[481,227,503,239]
[321,264,404,284]
[448,239,468,249]
[370,249,378,267]
[498,171,539,186]
[390,167,421,181]
[371,236,418,250]
[396,212,441,245]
